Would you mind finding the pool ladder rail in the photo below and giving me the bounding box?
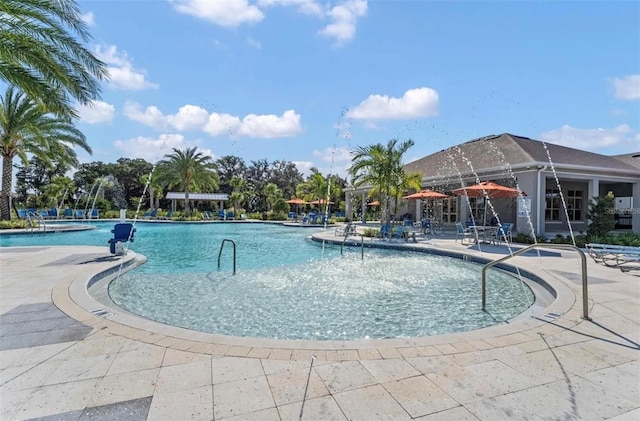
[482,244,589,320]
[25,211,46,234]
[217,239,237,275]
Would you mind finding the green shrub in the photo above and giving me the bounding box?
[267,211,287,221]
[0,220,28,229]
[362,228,378,237]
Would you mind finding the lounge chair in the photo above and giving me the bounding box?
[490,223,513,245]
[142,209,156,219]
[75,210,85,219]
[108,222,135,255]
[218,210,226,220]
[455,222,474,245]
[159,210,173,220]
[88,208,99,219]
[226,211,235,220]
[17,209,28,219]
[64,208,73,219]
[48,208,58,219]
[202,210,212,220]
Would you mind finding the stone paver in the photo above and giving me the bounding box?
[0,235,638,420]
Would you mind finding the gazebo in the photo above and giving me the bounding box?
[165,192,229,211]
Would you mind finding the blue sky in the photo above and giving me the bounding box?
[72,0,639,177]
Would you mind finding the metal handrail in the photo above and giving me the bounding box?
[217,239,237,275]
[481,243,589,320]
[340,233,365,260]
[26,211,46,234]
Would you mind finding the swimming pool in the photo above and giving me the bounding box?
[1,221,535,340]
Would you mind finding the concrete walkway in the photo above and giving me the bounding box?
[1,231,639,420]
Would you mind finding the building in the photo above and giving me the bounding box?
[345,133,640,236]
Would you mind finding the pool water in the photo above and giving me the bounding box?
[1,221,535,340]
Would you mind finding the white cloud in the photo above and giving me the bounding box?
[123,102,168,129]
[167,105,210,131]
[170,0,264,27]
[177,0,367,45]
[292,160,314,175]
[76,100,114,124]
[246,36,262,49]
[238,110,302,138]
[313,146,352,163]
[124,102,302,138]
[540,124,638,150]
[203,113,242,136]
[319,0,367,45]
[113,133,215,162]
[347,87,439,120]
[611,74,640,100]
[80,11,95,26]
[95,45,158,90]
[257,0,324,16]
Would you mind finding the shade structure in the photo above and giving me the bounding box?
[286,198,307,204]
[367,200,380,206]
[403,189,449,200]
[452,181,525,224]
[308,199,334,205]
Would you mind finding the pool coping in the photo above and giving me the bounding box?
[52,239,580,358]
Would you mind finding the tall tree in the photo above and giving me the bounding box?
[268,160,304,200]
[0,0,107,118]
[1,86,91,219]
[154,147,218,216]
[349,138,416,223]
[215,155,247,194]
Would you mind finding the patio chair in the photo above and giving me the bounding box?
[491,223,513,245]
[335,222,357,237]
[455,222,474,245]
[17,209,28,219]
[391,225,407,242]
[75,210,85,219]
[48,208,59,219]
[64,208,73,218]
[108,222,135,255]
[88,208,99,219]
[226,211,235,220]
[218,210,226,220]
[379,223,391,239]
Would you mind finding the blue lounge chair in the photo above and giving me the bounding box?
[142,209,157,219]
[64,208,73,218]
[17,209,27,219]
[108,223,135,255]
[218,210,226,220]
[88,208,99,219]
[159,210,173,220]
[39,210,49,219]
[48,208,58,219]
[75,210,85,219]
[203,210,212,220]
[226,211,235,220]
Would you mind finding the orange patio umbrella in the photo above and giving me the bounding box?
[403,189,449,200]
[286,198,307,204]
[367,200,380,206]
[308,199,335,205]
[452,181,525,224]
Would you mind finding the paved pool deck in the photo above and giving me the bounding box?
[0,228,638,420]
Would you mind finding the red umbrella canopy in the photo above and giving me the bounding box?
[403,189,449,200]
[286,198,307,204]
[452,181,525,199]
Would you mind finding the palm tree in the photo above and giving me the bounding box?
[154,147,218,216]
[1,86,91,220]
[42,175,75,209]
[349,138,416,223]
[229,177,246,212]
[264,183,281,212]
[0,0,107,118]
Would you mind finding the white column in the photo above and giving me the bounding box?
[361,192,367,223]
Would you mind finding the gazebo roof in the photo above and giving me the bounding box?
[165,192,228,201]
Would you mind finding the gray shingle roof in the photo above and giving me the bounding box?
[404,133,640,180]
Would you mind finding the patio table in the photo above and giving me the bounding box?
[469,225,498,244]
